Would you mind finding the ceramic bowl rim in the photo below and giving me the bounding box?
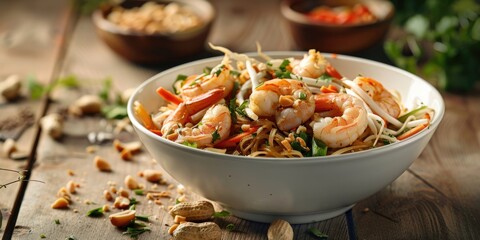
[127,52,445,164]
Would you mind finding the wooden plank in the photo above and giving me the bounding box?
[0,0,73,237]
[14,13,350,240]
[354,92,480,239]
[208,0,292,52]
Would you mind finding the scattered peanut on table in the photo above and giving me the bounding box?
[172,222,222,240]
[109,209,136,227]
[267,219,294,240]
[169,200,215,222]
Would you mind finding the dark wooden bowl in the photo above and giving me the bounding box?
[280,0,394,53]
[92,0,215,64]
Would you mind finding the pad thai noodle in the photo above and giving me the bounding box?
[134,44,434,158]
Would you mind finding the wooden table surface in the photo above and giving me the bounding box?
[1,0,480,239]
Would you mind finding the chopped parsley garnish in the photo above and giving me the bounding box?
[123,222,151,239]
[235,100,249,117]
[203,66,212,75]
[133,189,144,195]
[279,59,290,71]
[54,219,61,225]
[135,215,150,222]
[212,210,231,218]
[182,141,198,148]
[298,92,307,100]
[226,223,235,231]
[312,138,328,157]
[290,131,311,156]
[275,59,292,78]
[212,129,221,143]
[86,207,104,217]
[172,74,187,94]
[317,73,334,83]
[213,65,224,76]
[40,234,46,239]
[228,98,238,124]
[308,227,328,239]
[129,198,139,208]
[230,70,241,77]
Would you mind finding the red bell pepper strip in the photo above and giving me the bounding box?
[215,126,259,148]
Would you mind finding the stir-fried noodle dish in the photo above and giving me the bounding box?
[135,44,434,158]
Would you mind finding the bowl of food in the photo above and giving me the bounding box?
[280,0,394,53]
[92,0,215,64]
[127,47,444,223]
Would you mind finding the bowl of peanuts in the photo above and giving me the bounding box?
[127,50,444,224]
[92,0,215,64]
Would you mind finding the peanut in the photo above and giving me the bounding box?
[104,190,113,201]
[94,156,112,172]
[172,222,222,240]
[40,113,64,140]
[110,186,118,194]
[109,210,136,227]
[102,204,110,212]
[0,75,21,101]
[69,95,102,116]
[118,187,129,198]
[168,223,180,235]
[51,197,69,209]
[113,196,130,209]
[56,187,72,202]
[2,138,17,158]
[142,169,162,182]
[66,180,77,194]
[174,215,187,224]
[120,149,133,161]
[169,200,215,221]
[113,139,142,153]
[267,219,294,240]
[124,175,139,190]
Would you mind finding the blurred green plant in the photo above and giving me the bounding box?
[385,0,480,92]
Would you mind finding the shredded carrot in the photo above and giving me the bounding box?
[215,126,259,148]
[331,53,338,59]
[326,64,342,79]
[397,113,430,140]
[156,87,183,105]
[320,85,338,93]
[134,101,158,131]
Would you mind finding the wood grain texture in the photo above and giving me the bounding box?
[0,0,74,237]
[5,0,480,239]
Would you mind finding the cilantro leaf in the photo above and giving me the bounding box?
[212,129,221,143]
[308,227,328,239]
[86,207,104,217]
[172,74,187,94]
[212,210,230,218]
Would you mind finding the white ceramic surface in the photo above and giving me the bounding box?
[127,52,445,224]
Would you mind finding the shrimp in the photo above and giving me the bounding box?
[312,93,368,148]
[161,88,231,147]
[353,76,401,119]
[292,49,328,78]
[180,56,234,100]
[176,104,232,147]
[249,79,315,131]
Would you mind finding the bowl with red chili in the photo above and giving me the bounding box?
[280,0,394,53]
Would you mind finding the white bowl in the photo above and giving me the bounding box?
[127,52,444,224]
